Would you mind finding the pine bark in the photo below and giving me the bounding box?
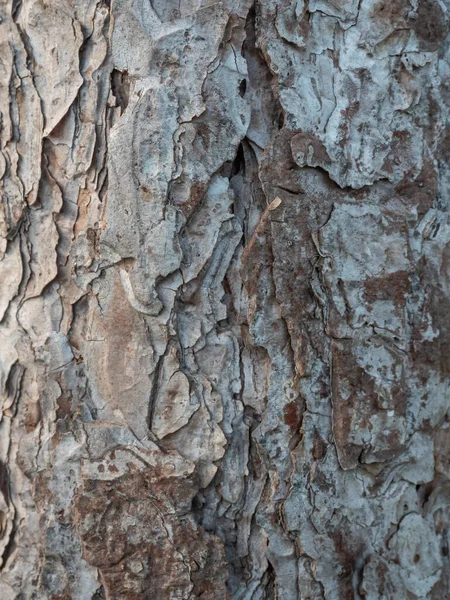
[0,1,449,598]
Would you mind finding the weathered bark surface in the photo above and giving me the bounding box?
[0,0,449,598]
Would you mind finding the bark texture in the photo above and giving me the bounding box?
[0,0,450,598]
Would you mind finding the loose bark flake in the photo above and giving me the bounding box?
[0,0,449,599]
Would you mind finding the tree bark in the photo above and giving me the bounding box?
[0,0,449,598]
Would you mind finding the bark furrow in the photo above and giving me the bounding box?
[0,1,449,599]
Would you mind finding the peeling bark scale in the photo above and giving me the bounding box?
[0,0,449,598]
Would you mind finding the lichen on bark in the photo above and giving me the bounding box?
[0,0,449,599]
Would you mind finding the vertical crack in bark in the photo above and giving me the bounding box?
[1,0,449,598]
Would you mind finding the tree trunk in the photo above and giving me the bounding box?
[0,0,449,598]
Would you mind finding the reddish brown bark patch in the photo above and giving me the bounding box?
[74,451,228,600]
[283,401,300,432]
[363,270,410,308]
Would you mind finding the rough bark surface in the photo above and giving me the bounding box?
[0,0,449,598]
